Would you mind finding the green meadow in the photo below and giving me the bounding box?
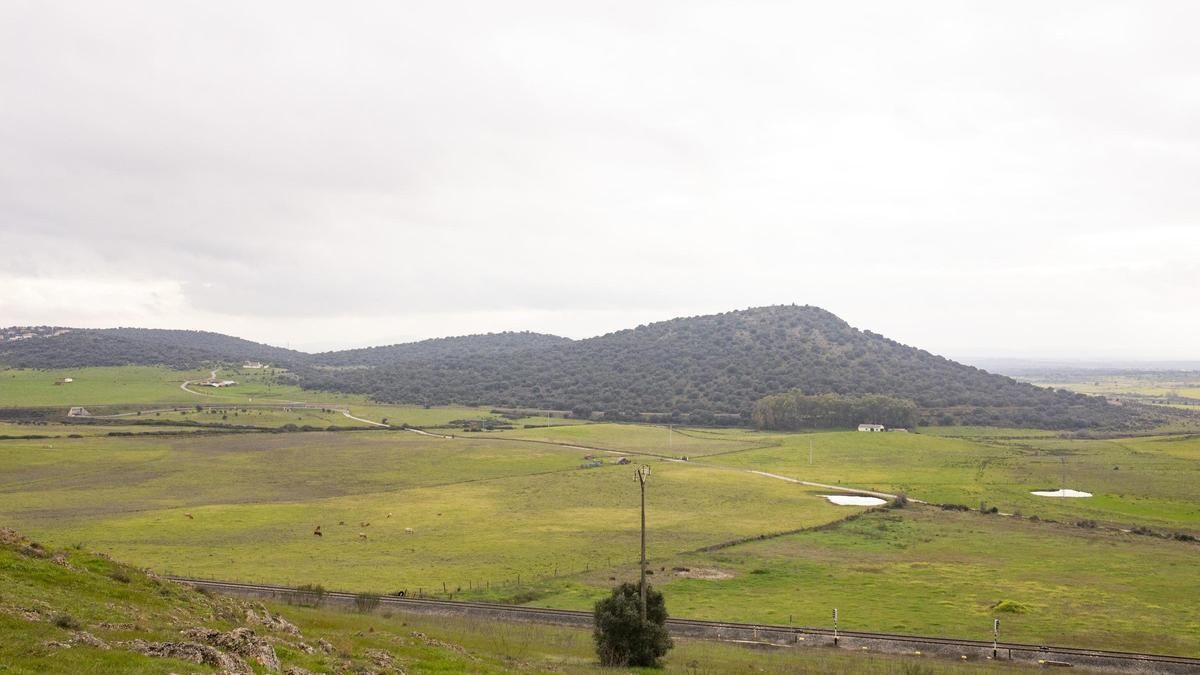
[703,430,1200,531]
[0,431,852,591]
[0,531,1036,675]
[501,422,775,457]
[571,506,1198,656]
[2,367,1199,660]
[0,364,579,430]
[0,366,213,407]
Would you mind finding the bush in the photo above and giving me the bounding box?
[53,613,81,630]
[991,599,1031,614]
[354,592,381,613]
[593,582,673,667]
[108,567,131,583]
[289,583,327,607]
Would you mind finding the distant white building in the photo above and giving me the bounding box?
[242,361,267,369]
[200,379,238,388]
[857,423,885,432]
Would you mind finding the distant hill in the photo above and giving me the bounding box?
[0,328,307,369]
[299,306,1170,429]
[1,307,1179,429]
[312,332,572,368]
[0,327,568,371]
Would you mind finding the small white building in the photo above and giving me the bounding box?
[857,423,885,432]
[200,379,238,388]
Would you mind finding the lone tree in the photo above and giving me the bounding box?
[593,582,673,667]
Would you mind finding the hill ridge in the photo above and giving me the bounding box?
[0,305,1181,429]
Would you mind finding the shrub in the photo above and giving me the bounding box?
[593,582,673,667]
[53,614,81,630]
[108,567,131,583]
[354,592,381,613]
[991,599,1031,614]
[289,583,327,607]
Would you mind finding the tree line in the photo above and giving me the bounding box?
[752,391,918,430]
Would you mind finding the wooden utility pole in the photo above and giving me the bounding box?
[634,464,652,623]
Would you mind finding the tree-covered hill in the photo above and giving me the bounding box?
[0,328,307,369]
[299,306,1169,429]
[311,331,572,368]
[1,307,1177,429]
[0,327,569,371]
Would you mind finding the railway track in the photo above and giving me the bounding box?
[170,576,1200,673]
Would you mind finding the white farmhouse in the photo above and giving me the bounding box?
[857,423,885,432]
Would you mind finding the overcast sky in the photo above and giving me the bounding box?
[1,1,1197,359]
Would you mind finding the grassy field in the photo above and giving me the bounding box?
[1017,372,1200,409]
[0,365,584,430]
[0,421,217,438]
[0,366,213,407]
[532,505,1198,656]
[701,430,1200,532]
[4,365,1200,661]
[0,431,854,592]
[0,529,1038,674]
[2,423,1198,658]
[501,423,776,457]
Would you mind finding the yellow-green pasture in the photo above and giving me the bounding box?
[520,506,1200,656]
[0,431,853,592]
[702,430,1200,532]
[144,406,367,429]
[0,421,212,438]
[0,531,1036,675]
[501,422,776,457]
[1021,372,1200,409]
[0,365,585,430]
[0,366,212,407]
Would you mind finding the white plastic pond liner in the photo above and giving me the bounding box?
[1030,489,1093,498]
[820,495,888,506]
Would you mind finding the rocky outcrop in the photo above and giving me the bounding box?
[119,638,250,673]
[246,605,302,636]
[182,626,281,672]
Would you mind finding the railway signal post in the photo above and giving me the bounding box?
[993,618,1000,659]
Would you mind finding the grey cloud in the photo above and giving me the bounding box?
[1,1,1198,357]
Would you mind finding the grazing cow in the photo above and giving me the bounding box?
[358,532,367,540]
[360,521,370,527]
[386,512,392,519]
[338,521,345,525]
[184,513,194,520]
[404,527,414,535]
[313,525,322,537]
